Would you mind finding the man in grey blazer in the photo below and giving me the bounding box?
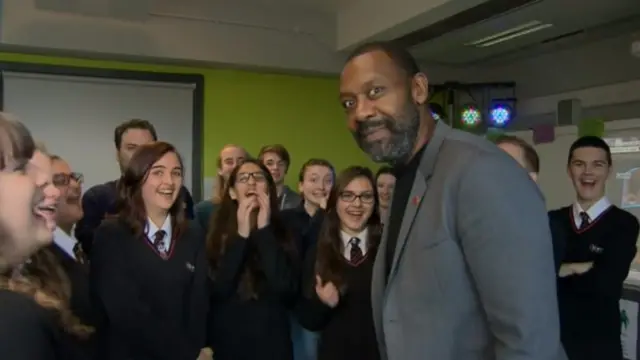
[339,41,564,360]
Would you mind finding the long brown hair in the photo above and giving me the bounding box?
[0,113,93,338]
[314,166,381,293]
[114,141,187,241]
[206,159,295,300]
[19,249,94,338]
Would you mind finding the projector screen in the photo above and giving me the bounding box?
[1,71,196,195]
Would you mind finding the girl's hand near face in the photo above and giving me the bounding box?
[256,191,270,229]
[237,197,258,238]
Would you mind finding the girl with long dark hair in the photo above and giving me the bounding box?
[0,114,89,360]
[206,159,298,360]
[90,141,210,360]
[296,166,382,360]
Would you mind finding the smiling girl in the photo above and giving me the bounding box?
[296,166,381,360]
[90,141,210,360]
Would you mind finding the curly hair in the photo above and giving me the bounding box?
[7,248,94,338]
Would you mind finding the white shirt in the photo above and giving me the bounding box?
[54,227,79,260]
[572,197,612,227]
[341,228,368,260]
[145,216,172,252]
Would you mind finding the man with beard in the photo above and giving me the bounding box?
[339,41,564,360]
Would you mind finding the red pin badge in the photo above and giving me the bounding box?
[412,196,421,206]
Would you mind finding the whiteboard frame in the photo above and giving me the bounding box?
[0,61,205,201]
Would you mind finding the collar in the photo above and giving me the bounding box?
[393,144,426,178]
[393,120,451,179]
[573,197,611,222]
[53,227,78,259]
[340,228,368,249]
[145,215,172,238]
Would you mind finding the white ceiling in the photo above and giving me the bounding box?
[410,0,640,66]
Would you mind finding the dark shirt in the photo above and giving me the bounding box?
[90,218,209,360]
[76,179,195,254]
[385,147,425,278]
[281,204,324,258]
[194,200,218,233]
[551,205,639,360]
[548,212,567,272]
[45,244,95,359]
[0,290,72,360]
[207,227,298,360]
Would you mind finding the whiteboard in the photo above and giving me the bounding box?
[507,119,640,211]
[2,72,195,193]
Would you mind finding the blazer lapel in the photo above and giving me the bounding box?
[387,176,426,281]
[371,211,390,345]
[386,121,452,284]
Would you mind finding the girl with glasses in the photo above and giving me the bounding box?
[205,159,298,360]
[295,166,382,360]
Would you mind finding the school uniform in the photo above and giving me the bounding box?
[76,179,195,255]
[0,289,73,360]
[89,216,209,360]
[194,200,217,233]
[48,227,95,359]
[207,226,298,360]
[280,206,324,360]
[552,197,640,360]
[281,205,324,258]
[295,228,380,360]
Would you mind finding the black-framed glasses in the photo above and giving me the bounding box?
[339,191,375,204]
[237,172,267,184]
[53,172,84,187]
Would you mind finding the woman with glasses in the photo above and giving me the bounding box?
[90,141,210,360]
[295,166,381,360]
[0,114,90,360]
[205,159,298,360]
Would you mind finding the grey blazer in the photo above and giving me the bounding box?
[371,122,566,360]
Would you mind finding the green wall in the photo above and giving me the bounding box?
[0,52,377,187]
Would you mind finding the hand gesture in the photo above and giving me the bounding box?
[318,196,328,210]
[197,347,213,360]
[558,262,594,278]
[256,191,271,229]
[315,275,339,308]
[237,197,258,238]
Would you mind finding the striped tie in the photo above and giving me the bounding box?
[153,230,167,254]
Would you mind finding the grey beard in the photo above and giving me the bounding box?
[356,113,420,164]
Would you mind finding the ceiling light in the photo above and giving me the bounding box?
[465,20,553,48]
[476,24,553,47]
[466,20,542,45]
